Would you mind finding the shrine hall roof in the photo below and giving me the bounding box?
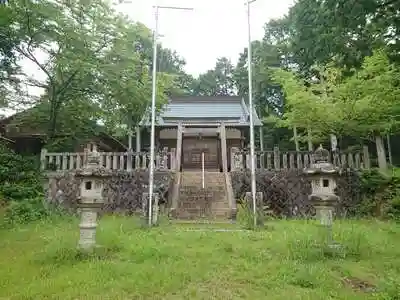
[140,96,262,127]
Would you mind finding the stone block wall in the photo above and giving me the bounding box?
[44,170,174,214]
[230,169,362,218]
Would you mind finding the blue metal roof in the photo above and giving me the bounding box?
[140,96,262,127]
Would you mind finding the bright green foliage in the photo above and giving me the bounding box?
[272,50,400,144]
[333,49,400,137]
[272,68,341,142]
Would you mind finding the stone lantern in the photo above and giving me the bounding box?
[304,145,340,247]
[75,148,111,251]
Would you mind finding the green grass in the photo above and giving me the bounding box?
[1,216,400,299]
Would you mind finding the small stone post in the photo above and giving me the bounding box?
[75,149,111,251]
[304,145,340,248]
[141,192,160,225]
[245,192,264,226]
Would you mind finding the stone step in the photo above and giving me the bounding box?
[178,197,227,203]
[179,189,226,194]
[179,189,226,195]
[178,198,227,203]
[181,184,225,188]
[182,176,224,179]
[182,174,224,178]
[177,200,229,206]
[181,179,225,183]
[177,171,229,220]
[175,210,230,217]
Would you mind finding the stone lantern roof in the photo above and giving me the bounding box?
[75,150,113,177]
[303,145,339,175]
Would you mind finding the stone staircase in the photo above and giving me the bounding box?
[175,171,231,220]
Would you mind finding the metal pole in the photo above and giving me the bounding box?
[202,151,205,189]
[148,6,159,227]
[148,5,193,227]
[246,0,257,228]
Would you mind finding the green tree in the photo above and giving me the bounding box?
[192,57,236,96]
[333,49,400,168]
[273,0,400,77]
[1,0,179,144]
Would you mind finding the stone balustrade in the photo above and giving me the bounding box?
[40,147,177,172]
[230,146,371,171]
[40,145,371,172]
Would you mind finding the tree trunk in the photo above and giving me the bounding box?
[376,135,387,170]
[259,126,264,151]
[293,126,300,151]
[386,134,392,166]
[128,131,133,150]
[330,134,338,151]
[307,127,313,151]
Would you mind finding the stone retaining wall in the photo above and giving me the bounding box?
[44,170,174,214]
[231,169,362,218]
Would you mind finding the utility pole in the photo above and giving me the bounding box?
[246,0,257,228]
[148,5,194,227]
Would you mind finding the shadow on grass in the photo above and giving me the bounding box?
[36,245,122,266]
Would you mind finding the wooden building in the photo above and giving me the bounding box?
[0,109,127,154]
[139,96,262,171]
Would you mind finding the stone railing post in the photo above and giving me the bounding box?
[170,148,176,170]
[273,146,280,170]
[40,148,47,171]
[230,147,243,171]
[160,147,168,170]
[126,150,133,171]
[362,145,371,169]
[175,123,183,172]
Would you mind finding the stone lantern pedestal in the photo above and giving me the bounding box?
[304,145,340,248]
[75,149,112,251]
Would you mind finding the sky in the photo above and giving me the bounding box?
[115,0,294,76]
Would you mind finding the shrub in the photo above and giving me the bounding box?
[357,168,400,220]
[3,197,49,225]
[0,145,52,226]
[0,144,43,202]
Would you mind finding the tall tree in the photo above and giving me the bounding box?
[192,57,236,96]
[279,0,400,77]
[1,0,178,142]
[333,49,400,168]
[234,40,283,115]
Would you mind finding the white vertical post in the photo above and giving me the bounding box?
[202,151,205,189]
[246,0,257,228]
[147,5,194,227]
[148,5,159,227]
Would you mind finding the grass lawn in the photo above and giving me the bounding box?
[0,216,399,299]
